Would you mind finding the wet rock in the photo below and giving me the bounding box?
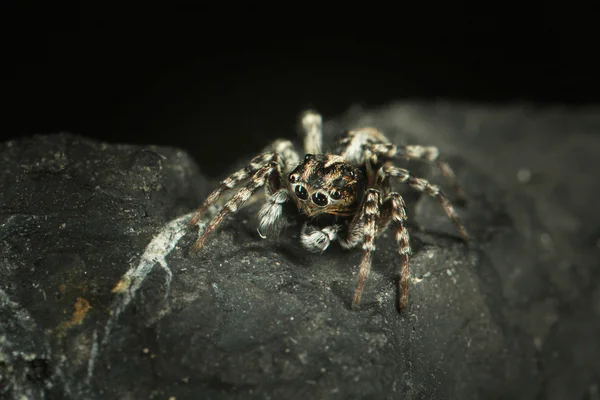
[1,104,599,399]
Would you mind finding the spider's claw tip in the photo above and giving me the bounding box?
[189,215,202,228]
[257,227,268,239]
[460,233,476,247]
[464,237,478,250]
[351,293,363,310]
[398,300,408,313]
[190,238,207,254]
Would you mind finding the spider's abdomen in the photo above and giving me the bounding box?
[287,154,366,217]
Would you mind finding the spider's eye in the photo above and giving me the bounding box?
[312,192,329,207]
[348,170,355,179]
[288,173,297,183]
[331,190,342,200]
[304,154,315,161]
[294,185,308,200]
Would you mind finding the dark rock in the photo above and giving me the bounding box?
[1,104,599,399]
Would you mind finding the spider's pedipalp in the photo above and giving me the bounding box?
[257,188,289,238]
[370,143,467,204]
[301,110,323,155]
[377,164,471,242]
[189,152,278,226]
[300,222,342,253]
[379,193,411,311]
[351,188,381,308]
[192,160,281,252]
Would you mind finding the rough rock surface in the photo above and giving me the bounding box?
[1,103,599,399]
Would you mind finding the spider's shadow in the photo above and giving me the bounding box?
[234,204,471,306]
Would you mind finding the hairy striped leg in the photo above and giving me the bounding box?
[338,213,365,251]
[351,189,381,308]
[191,161,281,252]
[377,164,471,241]
[301,110,323,155]
[378,193,412,311]
[370,143,467,204]
[270,139,300,174]
[338,127,390,165]
[337,127,392,188]
[189,152,279,226]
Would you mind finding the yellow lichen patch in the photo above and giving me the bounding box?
[57,297,92,337]
[112,276,131,293]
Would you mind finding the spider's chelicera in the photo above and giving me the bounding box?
[190,110,470,311]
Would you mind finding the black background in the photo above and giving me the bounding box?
[3,3,598,177]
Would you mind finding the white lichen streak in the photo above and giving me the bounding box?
[0,288,36,332]
[95,210,209,378]
[0,288,48,399]
[104,212,194,341]
[86,329,99,384]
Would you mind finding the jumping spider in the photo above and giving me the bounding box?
[190,110,470,311]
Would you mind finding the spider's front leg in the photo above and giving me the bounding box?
[378,193,411,311]
[351,188,381,308]
[191,159,281,252]
[189,152,279,226]
[343,190,412,310]
[377,164,471,241]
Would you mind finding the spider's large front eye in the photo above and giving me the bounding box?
[312,192,329,207]
[294,185,308,200]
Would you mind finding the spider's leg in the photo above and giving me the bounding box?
[192,161,279,252]
[379,193,411,311]
[338,213,364,250]
[301,110,323,155]
[300,222,342,253]
[269,139,300,173]
[189,152,278,226]
[352,188,381,308]
[338,127,390,165]
[371,143,467,204]
[377,164,471,242]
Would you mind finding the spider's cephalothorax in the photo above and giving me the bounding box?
[287,153,366,218]
[189,110,471,311]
